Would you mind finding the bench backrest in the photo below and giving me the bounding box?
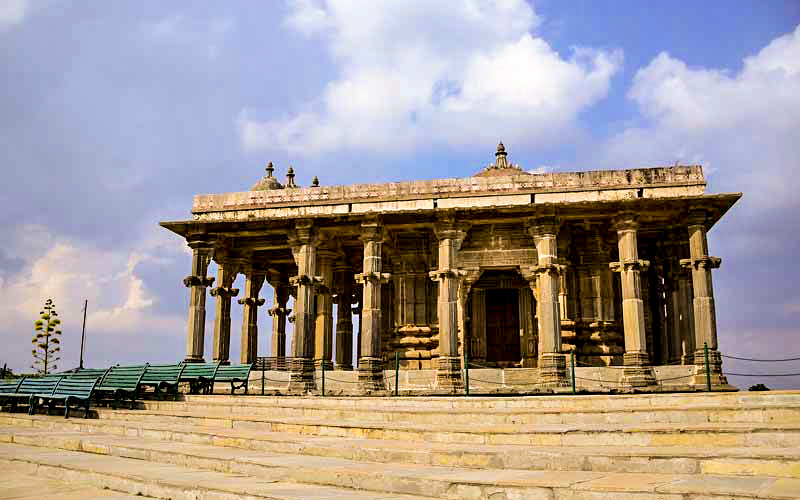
[67,368,110,381]
[97,364,147,391]
[0,378,23,394]
[214,363,252,381]
[140,363,185,384]
[17,376,63,396]
[52,377,100,400]
[179,362,220,381]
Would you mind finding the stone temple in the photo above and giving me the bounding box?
[160,143,740,393]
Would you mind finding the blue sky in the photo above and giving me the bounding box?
[1,1,798,388]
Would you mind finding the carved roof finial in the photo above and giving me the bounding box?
[250,161,283,190]
[285,166,297,188]
[495,142,508,168]
[265,161,274,178]
[311,176,319,187]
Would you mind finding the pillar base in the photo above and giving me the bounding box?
[622,351,657,387]
[335,364,353,371]
[538,353,568,388]
[184,356,205,363]
[691,348,729,387]
[357,357,385,392]
[314,359,334,371]
[434,356,463,392]
[288,358,316,393]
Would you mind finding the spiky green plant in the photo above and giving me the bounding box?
[32,298,62,375]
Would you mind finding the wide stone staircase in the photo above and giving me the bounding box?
[1,390,799,499]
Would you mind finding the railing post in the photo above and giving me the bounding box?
[464,348,470,397]
[704,342,712,392]
[394,351,399,396]
[571,352,576,394]
[260,358,265,395]
[321,359,325,397]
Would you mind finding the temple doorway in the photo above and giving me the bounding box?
[485,288,521,365]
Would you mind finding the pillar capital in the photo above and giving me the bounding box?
[210,286,239,298]
[354,271,391,284]
[680,256,722,270]
[609,259,650,273]
[287,220,320,250]
[183,275,214,288]
[526,216,560,238]
[432,220,470,245]
[612,212,640,232]
[428,268,465,281]
[687,208,712,228]
[238,296,266,307]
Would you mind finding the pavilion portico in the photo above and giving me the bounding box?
[161,144,740,393]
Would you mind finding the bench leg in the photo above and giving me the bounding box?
[27,396,35,415]
[64,398,71,419]
[84,400,90,419]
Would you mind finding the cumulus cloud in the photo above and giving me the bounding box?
[0,0,28,29]
[0,225,186,372]
[241,0,621,155]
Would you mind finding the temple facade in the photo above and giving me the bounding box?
[161,144,740,392]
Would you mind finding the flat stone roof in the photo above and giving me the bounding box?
[192,165,706,216]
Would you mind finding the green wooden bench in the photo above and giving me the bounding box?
[213,363,253,395]
[95,364,147,409]
[178,362,220,395]
[15,376,63,414]
[139,363,185,400]
[0,378,25,412]
[30,377,101,418]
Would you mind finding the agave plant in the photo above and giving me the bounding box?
[32,298,62,375]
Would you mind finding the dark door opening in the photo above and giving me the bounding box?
[485,288,520,365]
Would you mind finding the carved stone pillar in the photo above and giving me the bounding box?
[430,221,468,391]
[610,214,656,386]
[238,268,266,364]
[184,241,215,363]
[681,209,727,386]
[211,257,241,364]
[314,249,337,370]
[334,264,354,370]
[287,221,321,392]
[355,221,390,391]
[268,280,291,359]
[528,218,568,387]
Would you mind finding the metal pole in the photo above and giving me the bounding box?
[704,342,712,392]
[394,351,399,396]
[79,299,88,369]
[464,348,470,397]
[571,352,576,394]
[261,358,265,395]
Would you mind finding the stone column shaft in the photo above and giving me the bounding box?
[356,223,389,391]
[611,215,656,387]
[430,223,468,391]
[211,260,240,364]
[680,210,726,385]
[238,271,265,364]
[269,284,291,359]
[334,265,354,370]
[184,242,215,363]
[314,251,336,369]
[288,222,320,392]
[528,218,567,387]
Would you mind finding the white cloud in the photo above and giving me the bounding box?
[0,0,28,29]
[242,0,620,156]
[602,25,800,214]
[0,225,184,372]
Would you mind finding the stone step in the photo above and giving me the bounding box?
[139,398,800,426]
[92,408,800,448]
[182,390,800,412]
[0,442,433,500]
[3,416,800,479]
[0,461,153,499]
[1,433,798,499]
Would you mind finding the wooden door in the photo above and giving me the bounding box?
[485,289,521,363]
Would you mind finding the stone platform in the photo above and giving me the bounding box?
[1,391,799,499]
